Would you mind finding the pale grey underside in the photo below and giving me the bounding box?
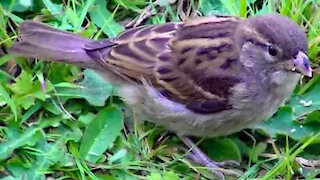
[97,68,300,137]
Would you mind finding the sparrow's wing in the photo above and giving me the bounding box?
[84,23,179,83]
[85,16,244,113]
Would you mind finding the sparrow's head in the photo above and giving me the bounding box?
[236,13,311,77]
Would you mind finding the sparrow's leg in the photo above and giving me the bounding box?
[179,136,240,179]
[180,136,222,166]
[180,137,220,167]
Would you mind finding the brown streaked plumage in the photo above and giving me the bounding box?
[11,13,311,136]
[82,16,246,111]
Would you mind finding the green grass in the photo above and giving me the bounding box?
[0,0,320,179]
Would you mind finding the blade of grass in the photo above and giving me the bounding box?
[42,0,62,15]
[220,0,238,15]
[93,5,121,40]
[0,83,17,121]
[0,4,12,47]
[239,0,247,17]
[3,9,23,23]
[74,0,95,31]
[261,133,320,180]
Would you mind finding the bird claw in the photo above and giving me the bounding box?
[186,150,225,180]
[179,136,238,180]
[219,160,240,167]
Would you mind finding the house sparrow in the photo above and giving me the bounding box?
[11,13,311,176]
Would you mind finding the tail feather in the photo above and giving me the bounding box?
[10,20,98,69]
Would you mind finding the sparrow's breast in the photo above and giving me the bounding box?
[118,71,300,137]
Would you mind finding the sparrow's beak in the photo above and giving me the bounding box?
[292,51,312,77]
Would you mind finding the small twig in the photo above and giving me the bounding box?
[267,138,281,158]
[296,157,320,169]
[52,87,76,121]
[260,153,320,169]
[126,5,155,28]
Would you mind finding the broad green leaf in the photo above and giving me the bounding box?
[11,71,33,95]
[219,0,239,15]
[55,69,114,106]
[34,139,73,168]
[79,22,98,38]
[257,106,320,140]
[79,106,124,163]
[108,149,127,164]
[0,117,61,160]
[89,0,124,37]
[202,137,241,162]
[257,76,320,140]
[49,64,74,84]
[60,120,83,142]
[74,0,95,31]
[19,0,32,8]
[6,139,71,180]
[0,69,12,82]
[162,171,180,180]
[199,0,231,16]
[305,110,320,124]
[10,71,53,109]
[0,95,6,106]
[6,157,36,179]
[78,112,96,127]
[0,128,44,161]
[42,0,63,15]
[2,10,24,23]
[18,95,35,109]
[0,54,14,66]
[199,0,259,16]
[250,142,267,162]
[147,172,162,180]
[2,0,29,12]
[289,80,320,117]
[63,6,79,28]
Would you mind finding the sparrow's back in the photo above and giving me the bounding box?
[11,17,245,114]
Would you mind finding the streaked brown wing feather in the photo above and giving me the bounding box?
[85,22,180,83]
[155,17,244,103]
[85,16,245,113]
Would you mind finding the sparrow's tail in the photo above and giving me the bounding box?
[10,20,99,69]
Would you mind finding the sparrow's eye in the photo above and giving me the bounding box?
[268,45,278,56]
